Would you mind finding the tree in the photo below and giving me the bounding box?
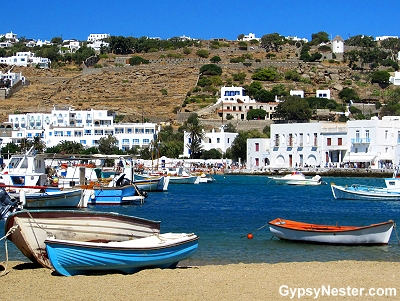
[254,89,274,103]
[338,88,360,102]
[98,135,119,155]
[210,56,221,63]
[201,148,222,159]
[56,140,84,154]
[272,96,312,121]
[237,34,245,40]
[371,71,390,84]
[246,109,267,120]
[309,31,329,46]
[196,49,209,58]
[230,129,266,161]
[199,64,222,75]
[260,33,285,52]
[181,113,205,159]
[251,67,279,81]
[345,35,376,48]
[129,56,149,65]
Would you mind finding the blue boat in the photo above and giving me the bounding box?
[45,232,199,276]
[91,184,147,205]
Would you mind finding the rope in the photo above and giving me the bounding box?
[241,222,270,238]
[0,225,19,277]
[27,210,54,237]
[394,222,400,246]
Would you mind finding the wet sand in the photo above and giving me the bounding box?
[0,260,398,300]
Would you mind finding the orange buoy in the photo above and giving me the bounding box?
[247,233,253,239]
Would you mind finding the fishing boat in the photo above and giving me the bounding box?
[268,218,394,245]
[45,232,199,276]
[89,174,147,205]
[331,184,400,201]
[4,210,162,269]
[267,171,323,186]
[8,187,83,208]
[132,176,170,191]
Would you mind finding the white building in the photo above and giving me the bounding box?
[87,40,109,52]
[246,138,271,169]
[0,71,25,86]
[87,34,110,42]
[63,40,80,52]
[248,116,400,170]
[183,127,238,158]
[3,106,157,151]
[286,36,309,43]
[290,90,304,98]
[389,71,400,85]
[376,36,398,41]
[216,86,278,121]
[316,89,331,99]
[0,51,51,68]
[332,35,344,54]
[240,33,260,42]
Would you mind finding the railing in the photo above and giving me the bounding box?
[351,138,371,143]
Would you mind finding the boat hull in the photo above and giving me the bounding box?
[12,188,82,208]
[169,175,200,184]
[331,184,400,201]
[91,185,144,205]
[268,218,394,245]
[45,233,199,276]
[133,176,169,191]
[5,210,161,269]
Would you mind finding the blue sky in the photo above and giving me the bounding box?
[3,1,398,41]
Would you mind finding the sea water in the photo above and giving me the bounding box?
[1,175,400,265]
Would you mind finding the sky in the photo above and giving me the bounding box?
[3,1,399,42]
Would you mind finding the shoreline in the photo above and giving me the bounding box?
[1,260,399,300]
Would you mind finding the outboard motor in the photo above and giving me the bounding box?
[0,188,22,220]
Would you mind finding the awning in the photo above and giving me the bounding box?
[342,153,376,162]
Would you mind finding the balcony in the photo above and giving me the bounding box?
[351,138,371,144]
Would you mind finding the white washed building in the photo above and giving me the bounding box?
[216,86,278,120]
[332,35,344,54]
[0,51,51,68]
[87,34,110,42]
[87,40,109,52]
[183,127,238,158]
[247,138,271,170]
[3,106,157,151]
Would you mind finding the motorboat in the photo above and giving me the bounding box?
[268,218,394,245]
[331,184,400,201]
[267,171,323,186]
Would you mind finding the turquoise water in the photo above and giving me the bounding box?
[1,175,400,265]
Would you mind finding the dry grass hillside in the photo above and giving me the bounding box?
[1,43,393,124]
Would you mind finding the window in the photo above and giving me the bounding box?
[385,130,388,139]
[255,158,259,166]
[327,138,331,146]
[217,138,220,143]
[143,139,150,144]
[255,143,259,152]
[338,138,342,145]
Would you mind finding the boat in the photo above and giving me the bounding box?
[89,174,148,205]
[4,210,163,269]
[135,170,199,185]
[267,171,323,186]
[268,218,394,245]
[8,187,83,208]
[331,184,400,201]
[0,188,23,219]
[132,174,170,191]
[197,173,215,183]
[45,232,199,276]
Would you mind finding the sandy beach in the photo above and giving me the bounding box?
[0,260,398,300]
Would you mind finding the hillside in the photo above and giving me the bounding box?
[1,43,393,124]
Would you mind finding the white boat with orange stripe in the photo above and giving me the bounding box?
[268,218,394,245]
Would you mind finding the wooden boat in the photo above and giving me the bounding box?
[45,232,199,276]
[267,171,322,186]
[5,210,161,269]
[8,187,83,208]
[268,218,394,245]
[132,175,170,191]
[331,184,400,201]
